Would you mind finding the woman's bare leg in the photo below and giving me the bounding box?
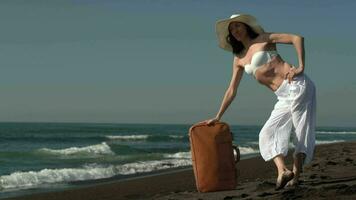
[287,152,306,186]
[273,154,290,176]
[273,154,289,175]
[273,154,294,190]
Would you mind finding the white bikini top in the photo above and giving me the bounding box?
[244,50,279,76]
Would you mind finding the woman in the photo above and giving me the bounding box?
[204,13,317,190]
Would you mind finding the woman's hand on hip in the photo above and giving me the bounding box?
[285,65,303,83]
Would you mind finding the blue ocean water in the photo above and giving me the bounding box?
[0,122,355,199]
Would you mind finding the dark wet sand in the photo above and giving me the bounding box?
[3,141,356,200]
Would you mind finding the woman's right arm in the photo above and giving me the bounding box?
[206,56,244,124]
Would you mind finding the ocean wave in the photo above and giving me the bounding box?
[0,159,192,191]
[317,131,356,135]
[168,135,185,139]
[238,147,260,155]
[164,151,191,159]
[106,135,149,140]
[0,147,263,191]
[287,140,345,146]
[0,164,117,190]
[163,147,260,160]
[248,139,347,147]
[114,158,191,175]
[0,135,105,143]
[316,140,345,144]
[106,134,185,141]
[36,142,115,156]
[247,141,259,145]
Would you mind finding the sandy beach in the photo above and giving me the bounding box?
[3,141,356,200]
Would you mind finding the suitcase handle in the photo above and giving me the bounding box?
[232,144,240,163]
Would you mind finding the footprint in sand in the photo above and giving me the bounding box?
[322,184,348,190]
[223,195,238,200]
[312,163,320,167]
[257,192,275,197]
[339,184,356,195]
[342,147,352,153]
[240,193,249,198]
[345,158,353,162]
[320,175,330,180]
[235,186,244,190]
[326,161,337,165]
[223,193,249,199]
[255,181,275,191]
[309,174,317,179]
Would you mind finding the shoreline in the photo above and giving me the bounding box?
[2,141,356,200]
[0,152,260,199]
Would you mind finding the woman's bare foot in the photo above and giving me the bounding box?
[286,178,299,187]
[286,169,300,187]
[275,169,294,190]
[286,152,304,188]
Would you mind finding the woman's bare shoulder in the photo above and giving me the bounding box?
[233,53,246,68]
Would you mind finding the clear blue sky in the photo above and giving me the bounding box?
[0,0,355,127]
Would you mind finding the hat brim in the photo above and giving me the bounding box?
[215,14,265,52]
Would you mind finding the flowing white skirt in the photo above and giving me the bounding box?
[259,73,316,165]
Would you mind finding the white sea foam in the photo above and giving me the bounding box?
[316,140,345,144]
[168,135,185,139]
[114,159,191,175]
[163,147,260,160]
[7,139,345,192]
[0,159,192,191]
[164,151,191,159]
[0,145,263,191]
[247,141,259,145]
[0,164,116,190]
[106,134,184,140]
[37,142,114,156]
[317,131,356,135]
[249,139,346,148]
[106,135,149,140]
[287,140,345,146]
[238,147,260,155]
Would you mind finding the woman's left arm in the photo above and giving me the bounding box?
[261,32,305,75]
[291,35,305,75]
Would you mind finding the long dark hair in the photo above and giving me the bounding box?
[226,22,259,56]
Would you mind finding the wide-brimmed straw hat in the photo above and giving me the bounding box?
[215,13,265,52]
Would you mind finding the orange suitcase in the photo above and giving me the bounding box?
[188,121,240,192]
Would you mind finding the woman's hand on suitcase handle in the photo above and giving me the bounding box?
[205,117,220,125]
